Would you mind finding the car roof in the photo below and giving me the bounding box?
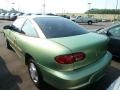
[18,15,60,20]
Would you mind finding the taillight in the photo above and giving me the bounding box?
[73,52,85,61]
[55,52,85,64]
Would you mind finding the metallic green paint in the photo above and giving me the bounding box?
[51,33,109,70]
[4,29,112,90]
[38,52,111,90]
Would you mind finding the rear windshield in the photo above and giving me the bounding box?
[34,17,88,38]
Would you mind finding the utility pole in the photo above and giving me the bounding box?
[116,0,118,11]
[116,0,119,21]
[104,0,107,21]
[88,3,91,17]
[43,0,46,15]
[11,3,15,13]
[114,0,119,22]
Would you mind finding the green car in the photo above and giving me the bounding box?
[4,15,112,90]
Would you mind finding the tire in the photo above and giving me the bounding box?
[88,21,92,25]
[28,59,43,88]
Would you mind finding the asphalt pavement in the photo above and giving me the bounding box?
[0,20,120,90]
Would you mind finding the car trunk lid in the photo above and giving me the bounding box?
[50,33,109,70]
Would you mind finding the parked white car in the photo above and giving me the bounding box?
[70,16,76,21]
[4,13,10,20]
[15,13,22,16]
[10,13,16,20]
[0,13,5,20]
[75,16,97,25]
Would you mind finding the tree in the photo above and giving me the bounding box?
[85,9,120,14]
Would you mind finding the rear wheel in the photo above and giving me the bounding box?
[88,21,92,25]
[29,62,39,83]
[28,59,43,88]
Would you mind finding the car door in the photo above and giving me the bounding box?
[8,18,26,57]
[107,25,120,57]
[16,20,39,58]
[76,16,82,23]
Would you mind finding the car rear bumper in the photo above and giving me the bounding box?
[38,51,112,90]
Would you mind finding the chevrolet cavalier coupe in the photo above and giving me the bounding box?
[3,15,112,90]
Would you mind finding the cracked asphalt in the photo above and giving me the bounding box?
[0,20,120,90]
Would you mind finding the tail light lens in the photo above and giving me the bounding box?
[55,52,85,64]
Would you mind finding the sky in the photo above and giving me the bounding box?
[0,0,120,14]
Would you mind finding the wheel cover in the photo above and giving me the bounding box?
[29,63,39,83]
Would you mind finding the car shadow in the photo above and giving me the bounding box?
[0,56,22,90]
[113,57,120,63]
[39,82,57,90]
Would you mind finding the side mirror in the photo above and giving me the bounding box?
[3,25,11,29]
[3,25,20,33]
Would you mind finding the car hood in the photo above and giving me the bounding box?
[50,33,109,69]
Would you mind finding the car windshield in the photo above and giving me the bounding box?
[34,17,88,38]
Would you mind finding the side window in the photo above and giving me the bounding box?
[109,25,120,37]
[21,20,38,37]
[77,16,81,19]
[12,18,26,31]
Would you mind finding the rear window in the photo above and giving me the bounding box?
[34,17,88,38]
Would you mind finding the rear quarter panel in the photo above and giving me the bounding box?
[15,34,74,71]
